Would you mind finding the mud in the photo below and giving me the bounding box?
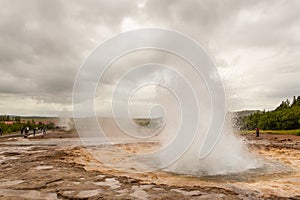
[0,130,299,199]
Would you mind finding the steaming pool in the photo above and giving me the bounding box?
[66,137,300,198]
[1,135,300,199]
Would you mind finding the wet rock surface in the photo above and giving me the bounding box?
[0,132,299,199]
[0,143,241,199]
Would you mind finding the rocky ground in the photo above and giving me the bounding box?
[0,130,299,199]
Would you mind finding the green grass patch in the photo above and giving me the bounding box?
[238,129,300,135]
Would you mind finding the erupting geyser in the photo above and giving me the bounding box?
[165,116,260,176]
[73,28,260,176]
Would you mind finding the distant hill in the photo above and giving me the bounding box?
[21,116,58,119]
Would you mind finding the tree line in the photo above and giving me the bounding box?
[0,115,21,121]
[236,96,300,130]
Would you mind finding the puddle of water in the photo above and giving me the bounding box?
[196,194,226,199]
[94,178,120,189]
[130,186,150,200]
[0,180,24,188]
[2,137,130,147]
[76,189,101,198]
[36,165,54,170]
[8,137,18,141]
[70,181,81,185]
[116,188,129,194]
[153,188,165,191]
[171,188,204,196]
[97,174,106,179]
[0,189,58,199]
[62,190,74,195]
[140,184,154,189]
[0,155,19,163]
[44,193,59,200]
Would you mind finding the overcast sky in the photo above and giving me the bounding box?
[0,0,299,116]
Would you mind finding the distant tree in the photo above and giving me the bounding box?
[296,96,300,106]
[292,96,297,106]
[286,99,290,107]
[15,116,21,122]
[239,96,300,130]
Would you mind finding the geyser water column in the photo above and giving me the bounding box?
[73,28,256,174]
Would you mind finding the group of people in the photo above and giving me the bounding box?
[21,126,46,138]
[0,126,47,137]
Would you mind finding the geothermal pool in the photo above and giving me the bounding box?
[73,138,300,198]
[1,132,299,199]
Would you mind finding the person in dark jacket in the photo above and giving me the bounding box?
[255,127,260,137]
[33,128,36,137]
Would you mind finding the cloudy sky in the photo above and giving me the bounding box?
[0,0,299,116]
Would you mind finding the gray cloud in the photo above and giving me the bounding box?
[0,0,299,115]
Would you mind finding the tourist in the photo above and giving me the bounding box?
[24,127,29,138]
[0,127,2,136]
[255,127,260,137]
[21,127,24,134]
[33,128,36,137]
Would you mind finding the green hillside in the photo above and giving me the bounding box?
[236,96,300,130]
